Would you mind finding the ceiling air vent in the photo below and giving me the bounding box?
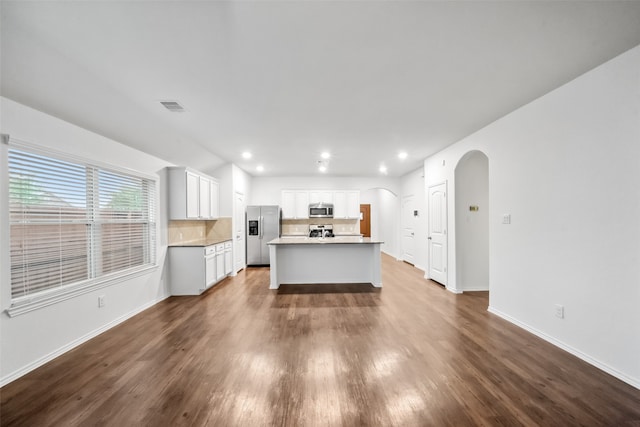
[160,101,186,112]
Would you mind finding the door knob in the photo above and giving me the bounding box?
[428,237,432,240]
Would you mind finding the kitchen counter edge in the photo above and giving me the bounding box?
[168,238,232,247]
[268,237,383,245]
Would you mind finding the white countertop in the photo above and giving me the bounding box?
[268,236,383,245]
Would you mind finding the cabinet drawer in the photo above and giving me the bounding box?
[216,243,225,252]
[205,246,216,256]
[224,241,232,249]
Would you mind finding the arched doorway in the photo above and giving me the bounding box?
[454,151,489,292]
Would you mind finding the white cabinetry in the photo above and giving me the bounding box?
[224,241,233,275]
[199,177,211,219]
[281,190,309,219]
[333,190,360,219]
[282,189,360,219]
[215,243,225,282]
[169,240,232,295]
[309,191,334,204]
[185,171,200,219]
[205,246,216,287]
[346,191,360,219]
[210,180,219,219]
[168,167,220,220]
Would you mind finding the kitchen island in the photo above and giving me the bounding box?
[267,236,383,289]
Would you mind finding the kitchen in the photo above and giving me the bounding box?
[246,199,383,290]
[2,1,640,425]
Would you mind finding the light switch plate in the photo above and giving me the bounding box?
[502,214,511,224]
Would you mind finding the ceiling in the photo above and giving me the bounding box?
[2,1,640,177]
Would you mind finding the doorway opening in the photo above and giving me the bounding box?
[428,182,447,286]
[359,204,371,237]
[454,150,489,292]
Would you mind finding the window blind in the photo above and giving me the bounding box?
[8,147,157,303]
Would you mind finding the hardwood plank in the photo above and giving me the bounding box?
[2,254,639,426]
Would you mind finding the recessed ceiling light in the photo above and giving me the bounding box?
[242,151,252,159]
[319,165,327,173]
[398,151,408,160]
[321,151,331,159]
[379,165,388,174]
[256,165,264,172]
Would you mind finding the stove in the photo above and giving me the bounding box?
[309,224,334,238]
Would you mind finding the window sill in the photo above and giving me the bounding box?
[6,265,158,318]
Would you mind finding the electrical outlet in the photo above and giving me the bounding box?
[555,304,564,319]
[502,214,511,224]
[98,295,105,308]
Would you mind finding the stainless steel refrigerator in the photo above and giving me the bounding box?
[246,205,280,266]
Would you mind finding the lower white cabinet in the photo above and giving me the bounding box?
[169,240,232,296]
[215,243,225,282]
[224,242,233,275]
[205,246,216,287]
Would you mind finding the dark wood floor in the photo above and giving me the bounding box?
[2,254,639,426]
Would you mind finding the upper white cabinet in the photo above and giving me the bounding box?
[210,180,219,219]
[332,190,360,219]
[168,167,220,220]
[282,189,360,220]
[309,191,334,204]
[346,191,360,219]
[199,176,211,219]
[281,190,309,219]
[185,170,200,219]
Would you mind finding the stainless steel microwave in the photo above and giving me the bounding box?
[309,203,334,218]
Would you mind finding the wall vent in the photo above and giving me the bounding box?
[160,101,186,112]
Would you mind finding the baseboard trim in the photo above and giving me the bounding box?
[462,286,490,292]
[0,294,169,387]
[487,306,640,390]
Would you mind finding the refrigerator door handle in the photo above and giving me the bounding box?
[260,216,264,239]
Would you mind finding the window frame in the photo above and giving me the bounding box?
[4,137,159,317]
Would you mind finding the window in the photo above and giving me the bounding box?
[8,144,157,313]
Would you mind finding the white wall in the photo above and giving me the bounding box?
[0,97,173,385]
[423,45,640,388]
[399,167,428,272]
[455,152,489,291]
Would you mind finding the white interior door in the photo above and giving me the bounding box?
[401,195,416,265]
[428,182,447,285]
[234,192,245,273]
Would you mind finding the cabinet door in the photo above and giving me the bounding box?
[224,249,232,275]
[310,191,333,204]
[216,253,225,281]
[205,255,216,286]
[333,191,347,218]
[199,177,211,219]
[281,191,296,219]
[210,180,219,219]
[186,171,200,219]
[346,191,360,219]
[294,191,309,219]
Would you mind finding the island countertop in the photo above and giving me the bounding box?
[268,236,384,245]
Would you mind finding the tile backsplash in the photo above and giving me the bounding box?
[281,219,360,235]
[170,217,359,243]
[168,217,232,244]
